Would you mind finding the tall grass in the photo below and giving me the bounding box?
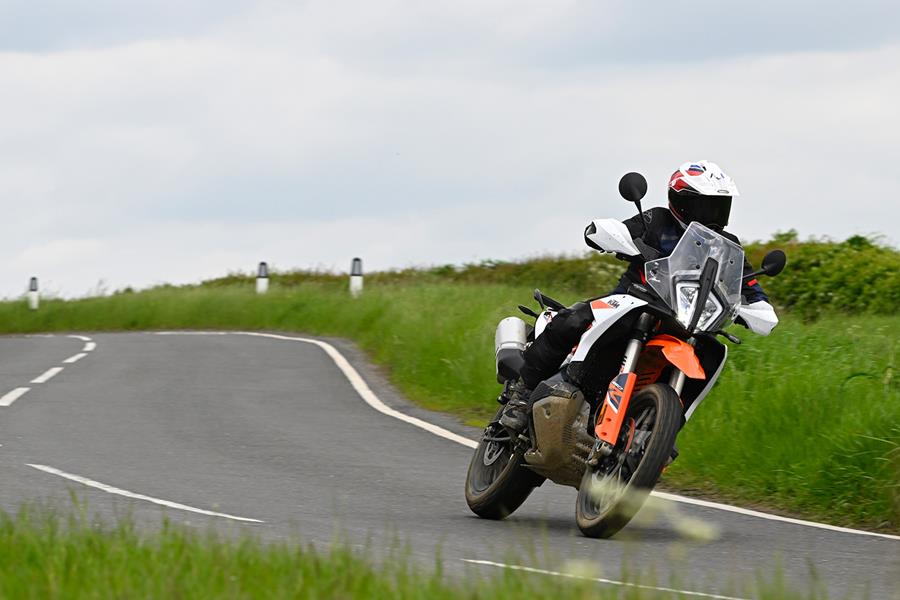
[0,283,897,531]
[0,506,821,599]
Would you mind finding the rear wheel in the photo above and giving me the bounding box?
[465,407,544,519]
[575,383,681,538]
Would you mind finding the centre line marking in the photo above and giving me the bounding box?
[67,335,92,342]
[83,342,96,352]
[31,367,64,384]
[461,559,748,600]
[27,464,264,524]
[153,331,900,542]
[63,353,88,364]
[0,387,31,407]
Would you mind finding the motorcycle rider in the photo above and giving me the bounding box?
[500,160,776,433]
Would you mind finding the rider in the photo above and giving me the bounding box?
[500,160,774,432]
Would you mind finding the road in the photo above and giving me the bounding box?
[0,332,897,599]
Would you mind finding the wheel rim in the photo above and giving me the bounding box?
[579,399,657,520]
[469,427,515,494]
[483,440,505,466]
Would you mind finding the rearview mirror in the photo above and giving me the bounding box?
[761,249,787,277]
[618,172,648,203]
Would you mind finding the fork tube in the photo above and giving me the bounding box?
[621,338,643,373]
[669,369,686,396]
[619,313,654,374]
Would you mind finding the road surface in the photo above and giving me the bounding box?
[0,332,897,599]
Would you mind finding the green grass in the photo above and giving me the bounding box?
[0,282,897,532]
[0,506,822,599]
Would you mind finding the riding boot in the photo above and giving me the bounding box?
[498,379,533,433]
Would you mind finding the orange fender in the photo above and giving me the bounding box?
[645,335,705,380]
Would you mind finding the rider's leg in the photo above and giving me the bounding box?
[499,301,594,431]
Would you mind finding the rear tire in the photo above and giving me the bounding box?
[575,383,681,538]
[465,408,544,520]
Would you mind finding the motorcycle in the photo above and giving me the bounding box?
[464,172,786,538]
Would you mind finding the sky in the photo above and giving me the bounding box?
[1,1,899,298]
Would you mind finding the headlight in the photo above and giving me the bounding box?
[675,282,723,331]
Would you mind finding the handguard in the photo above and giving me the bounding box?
[735,301,779,336]
[584,219,641,257]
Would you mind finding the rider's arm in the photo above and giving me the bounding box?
[741,256,770,304]
[621,209,657,241]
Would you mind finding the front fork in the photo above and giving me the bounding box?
[589,314,691,461]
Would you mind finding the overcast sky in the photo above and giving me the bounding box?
[2,1,898,298]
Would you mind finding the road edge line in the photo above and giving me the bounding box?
[27,464,264,523]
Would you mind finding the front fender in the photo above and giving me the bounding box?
[645,335,705,380]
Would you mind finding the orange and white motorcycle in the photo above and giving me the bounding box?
[465,173,785,538]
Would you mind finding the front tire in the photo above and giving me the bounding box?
[575,383,681,538]
[465,408,544,520]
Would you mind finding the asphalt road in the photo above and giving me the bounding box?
[0,332,897,599]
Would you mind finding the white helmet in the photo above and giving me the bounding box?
[668,160,739,229]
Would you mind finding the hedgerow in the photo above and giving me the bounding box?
[200,232,899,318]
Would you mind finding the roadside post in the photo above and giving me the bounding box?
[27,277,39,310]
[350,258,363,298]
[256,262,269,295]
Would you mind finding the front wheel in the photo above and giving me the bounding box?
[465,408,544,520]
[575,383,682,538]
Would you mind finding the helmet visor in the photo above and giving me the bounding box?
[692,195,732,228]
[671,193,732,229]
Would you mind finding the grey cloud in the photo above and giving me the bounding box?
[0,0,255,51]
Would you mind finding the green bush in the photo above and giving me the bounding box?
[743,231,900,319]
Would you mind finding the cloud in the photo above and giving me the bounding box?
[0,2,898,297]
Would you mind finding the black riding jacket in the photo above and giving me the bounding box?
[612,207,768,304]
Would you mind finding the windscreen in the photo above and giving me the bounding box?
[643,222,745,331]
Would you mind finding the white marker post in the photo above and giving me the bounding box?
[350,258,363,298]
[256,262,269,295]
[27,277,39,311]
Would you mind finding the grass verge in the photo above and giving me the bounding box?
[0,506,821,599]
[0,283,897,531]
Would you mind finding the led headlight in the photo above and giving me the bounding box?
[675,282,723,331]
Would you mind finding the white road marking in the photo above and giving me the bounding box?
[83,342,97,352]
[31,367,64,384]
[0,387,30,407]
[63,353,88,364]
[155,330,900,542]
[462,559,748,600]
[154,331,227,335]
[27,464,264,524]
[67,335,93,342]
[650,491,900,541]
[238,332,479,449]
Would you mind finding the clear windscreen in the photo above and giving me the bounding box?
[644,222,745,332]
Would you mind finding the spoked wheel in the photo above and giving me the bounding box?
[575,383,682,538]
[465,407,544,520]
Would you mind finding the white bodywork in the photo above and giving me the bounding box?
[736,300,779,336]
[585,219,641,257]
[683,344,728,421]
[570,294,647,363]
[534,309,557,339]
